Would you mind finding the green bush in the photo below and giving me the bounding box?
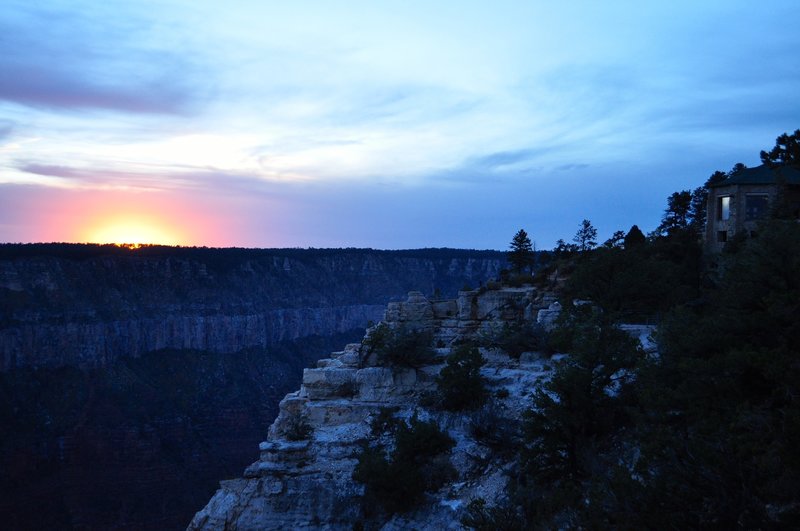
[489,321,549,358]
[353,414,455,515]
[468,401,520,455]
[436,345,488,411]
[363,323,436,368]
[284,413,313,441]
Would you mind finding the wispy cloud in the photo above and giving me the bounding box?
[0,120,14,140]
[469,148,549,170]
[0,2,205,114]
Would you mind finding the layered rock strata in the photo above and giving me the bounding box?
[189,286,560,530]
[0,248,504,370]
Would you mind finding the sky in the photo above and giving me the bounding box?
[1,1,799,250]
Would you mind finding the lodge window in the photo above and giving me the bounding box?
[717,196,730,220]
[745,194,769,220]
[717,231,728,243]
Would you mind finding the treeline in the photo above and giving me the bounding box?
[466,218,800,529]
[0,243,505,263]
[463,130,800,529]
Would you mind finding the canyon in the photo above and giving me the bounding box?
[0,245,505,530]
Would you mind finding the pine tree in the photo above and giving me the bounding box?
[508,229,534,274]
[760,129,800,167]
[623,225,646,249]
[573,219,597,252]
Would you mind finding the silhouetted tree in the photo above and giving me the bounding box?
[688,186,708,238]
[729,162,748,175]
[760,129,800,167]
[508,229,534,274]
[706,170,728,187]
[603,230,626,249]
[436,344,488,411]
[623,225,646,249]
[572,219,597,252]
[655,190,692,237]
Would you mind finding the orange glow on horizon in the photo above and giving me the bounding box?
[14,187,241,247]
[80,215,187,246]
[56,190,214,247]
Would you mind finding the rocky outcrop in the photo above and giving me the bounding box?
[0,247,505,370]
[189,287,560,530]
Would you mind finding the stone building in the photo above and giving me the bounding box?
[705,164,800,253]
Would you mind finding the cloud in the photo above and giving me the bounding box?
[0,2,204,114]
[0,120,13,140]
[0,65,195,115]
[15,160,287,197]
[470,148,549,170]
[17,163,84,179]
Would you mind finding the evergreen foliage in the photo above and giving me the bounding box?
[467,218,800,530]
[508,229,534,274]
[622,224,645,248]
[353,414,455,515]
[362,323,436,368]
[572,219,598,251]
[562,231,702,321]
[488,321,549,358]
[435,344,487,411]
[626,219,800,528]
[602,230,625,249]
[760,129,800,167]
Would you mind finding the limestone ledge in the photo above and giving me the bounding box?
[188,286,561,531]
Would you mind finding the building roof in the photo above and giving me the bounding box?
[710,164,800,187]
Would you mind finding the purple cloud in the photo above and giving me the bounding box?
[0,65,194,114]
[0,3,203,114]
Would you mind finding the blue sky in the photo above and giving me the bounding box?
[1,0,798,248]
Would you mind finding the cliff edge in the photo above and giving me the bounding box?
[189,286,565,530]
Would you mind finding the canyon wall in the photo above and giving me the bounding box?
[0,246,505,370]
[0,245,505,530]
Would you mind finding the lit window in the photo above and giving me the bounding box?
[717,196,730,220]
[745,195,768,220]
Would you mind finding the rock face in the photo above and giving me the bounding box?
[0,247,505,370]
[189,287,561,530]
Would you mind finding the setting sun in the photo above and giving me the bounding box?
[85,220,182,246]
[80,215,188,246]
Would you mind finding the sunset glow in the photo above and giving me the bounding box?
[81,217,186,246]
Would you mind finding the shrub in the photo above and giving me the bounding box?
[353,414,455,515]
[461,498,525,531]
[469,401,520,454]
[436,344,488,411]
[490,321,549,358]
[284,413,313,441]
[369,406,400,436]
[363,324,436,368]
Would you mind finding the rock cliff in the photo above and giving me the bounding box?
[189,287,563,530]
[0,245,506,530]
[0,246,504,370]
